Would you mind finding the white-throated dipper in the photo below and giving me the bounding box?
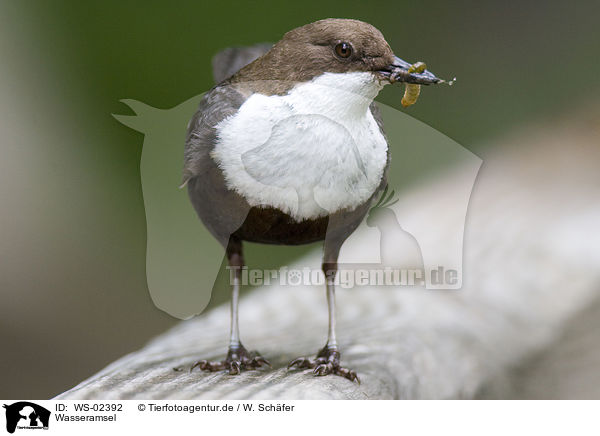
[185,18,443,382]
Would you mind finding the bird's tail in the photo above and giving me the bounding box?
[211,43,272,84]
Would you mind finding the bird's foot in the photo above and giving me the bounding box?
[191,344,270,375]
[287,345,360,383]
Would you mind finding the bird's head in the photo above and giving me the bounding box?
[233,19,443,95]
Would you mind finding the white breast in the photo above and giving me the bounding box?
[211,71,389,221]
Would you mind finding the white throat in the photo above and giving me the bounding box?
[212,71,389,221]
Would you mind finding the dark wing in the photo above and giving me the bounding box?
[184,42,275,246]
[183,44,275,247]
[183,84,245,182]
[184,43,273,182]
[183,83,257,248]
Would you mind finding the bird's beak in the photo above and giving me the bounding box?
[380,56,442,85]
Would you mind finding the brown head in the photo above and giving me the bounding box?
[230,18,441,93]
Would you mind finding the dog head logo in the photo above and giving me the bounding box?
[3,402,50,433]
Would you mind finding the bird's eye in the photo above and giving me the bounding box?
[334,42,352,59]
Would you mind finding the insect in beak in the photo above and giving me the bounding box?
[385,56,442,85]
[378,56,455,107]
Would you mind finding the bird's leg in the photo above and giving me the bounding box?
[288,248,360,383]
[191,238,270,375]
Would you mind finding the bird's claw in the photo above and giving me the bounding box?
[252,355,272,368]
[288,346,360,383]
[313,362,333,376]
[190,359,223,372]
[191,344,270,375]
[287,357,313,369]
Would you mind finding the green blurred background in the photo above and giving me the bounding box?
[1,0,599,398]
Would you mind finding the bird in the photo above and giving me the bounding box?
[184,18,442,382]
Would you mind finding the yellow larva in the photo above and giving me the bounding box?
[401,62,427,108]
